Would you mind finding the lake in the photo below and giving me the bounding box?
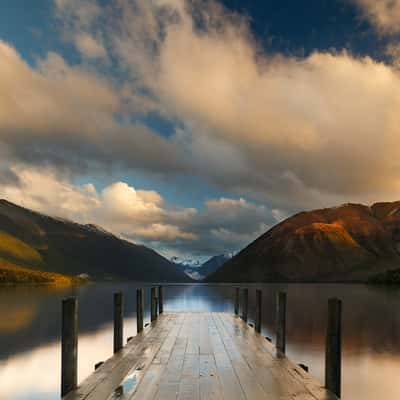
[0,283,399,399]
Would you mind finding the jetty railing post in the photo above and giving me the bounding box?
[137,288,144,333]
[159,285,164,314]
[113,292,124,353]
[276,291,287,355]
[325,298,342,398]
[234,287,240,316]
[255,289,262,333]
[61,297,78,397]
[241,288,248,322]
[151,287,156,322]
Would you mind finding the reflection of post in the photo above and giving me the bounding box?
[325,298,342,398]
[276,291,286,355]
[255,289,262,333]
[159,286,164,314]
[151,287,156,322]
[113,292,123,354]
[61,297,78,397]
[137,288,144,333]
[234,287,240,316]
[242,288,248,322]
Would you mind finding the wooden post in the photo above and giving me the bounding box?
[276,291,287,355]
[158,285,164,314]
[113,292,123,354]
[241,288,248,322]
[234,287,240,316]
[137,288,144,333]
[325,298,342,398]
[61,297,78,397]
[151,287,156,322]
[255,289,262,333]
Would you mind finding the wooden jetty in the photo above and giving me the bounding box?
[62,287,341,400]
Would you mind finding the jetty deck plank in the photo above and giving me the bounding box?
[63,313,338,400]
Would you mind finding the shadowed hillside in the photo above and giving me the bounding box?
[207,202,400,283]
[0,199,191,282]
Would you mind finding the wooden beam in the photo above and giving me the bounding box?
[276,291,287,355]
[61,297,78,397]
[241,288,248,322]
[234,287,240,316]
[255,289,262,333]
[158,285,164,314]
[325,298,342,398]
[151,287,156,322]
[113,292,124,353]
[137,288,144,333]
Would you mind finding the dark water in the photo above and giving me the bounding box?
[0,283,399,399]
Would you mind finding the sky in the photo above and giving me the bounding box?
[1,0,400,261]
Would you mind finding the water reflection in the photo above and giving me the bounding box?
[0,283,400,399]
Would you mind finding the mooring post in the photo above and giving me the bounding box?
[255,289,262,333]
[234,287,240,316]
[151,287,156,322]
[61,297,78,397]
[276,291,287,355]
[113,292,123,354]
[158,285,164,314]
[325,298,342,398]
[137,288,144,333]
[242,288,248,322]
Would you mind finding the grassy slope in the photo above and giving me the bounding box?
[0,231,43,266]
[0,257,84,285]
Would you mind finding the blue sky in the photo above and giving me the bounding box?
[1,0,400,260]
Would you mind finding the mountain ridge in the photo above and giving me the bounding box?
[207,201,400,283]
[0,199,191,282]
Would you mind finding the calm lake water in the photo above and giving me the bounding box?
[0,283,399,399]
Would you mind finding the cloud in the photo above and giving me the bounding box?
[106,0,400,209]
[3,0,400,257]
[74,32,107,59]
[0,166,275,257]
[0,167,196,243]
[352,0,400,34]
[0,40,184,176]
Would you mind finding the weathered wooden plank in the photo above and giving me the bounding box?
[220,313,338,400]
[63,314,173,400]
[199,352,223,400]
[129,314,186,400]
[208,315,246,400]
[214,314,270,399]
[63,312,339,400]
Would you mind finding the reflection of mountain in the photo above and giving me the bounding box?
[3,284,400,363]
[208,202,400,283]
[0,283,139,361]
[0,199,191,282]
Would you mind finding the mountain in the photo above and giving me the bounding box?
[0,199,191,282]
[207,202,400,283]
[199,254,231,277]
[172,254,231,280]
